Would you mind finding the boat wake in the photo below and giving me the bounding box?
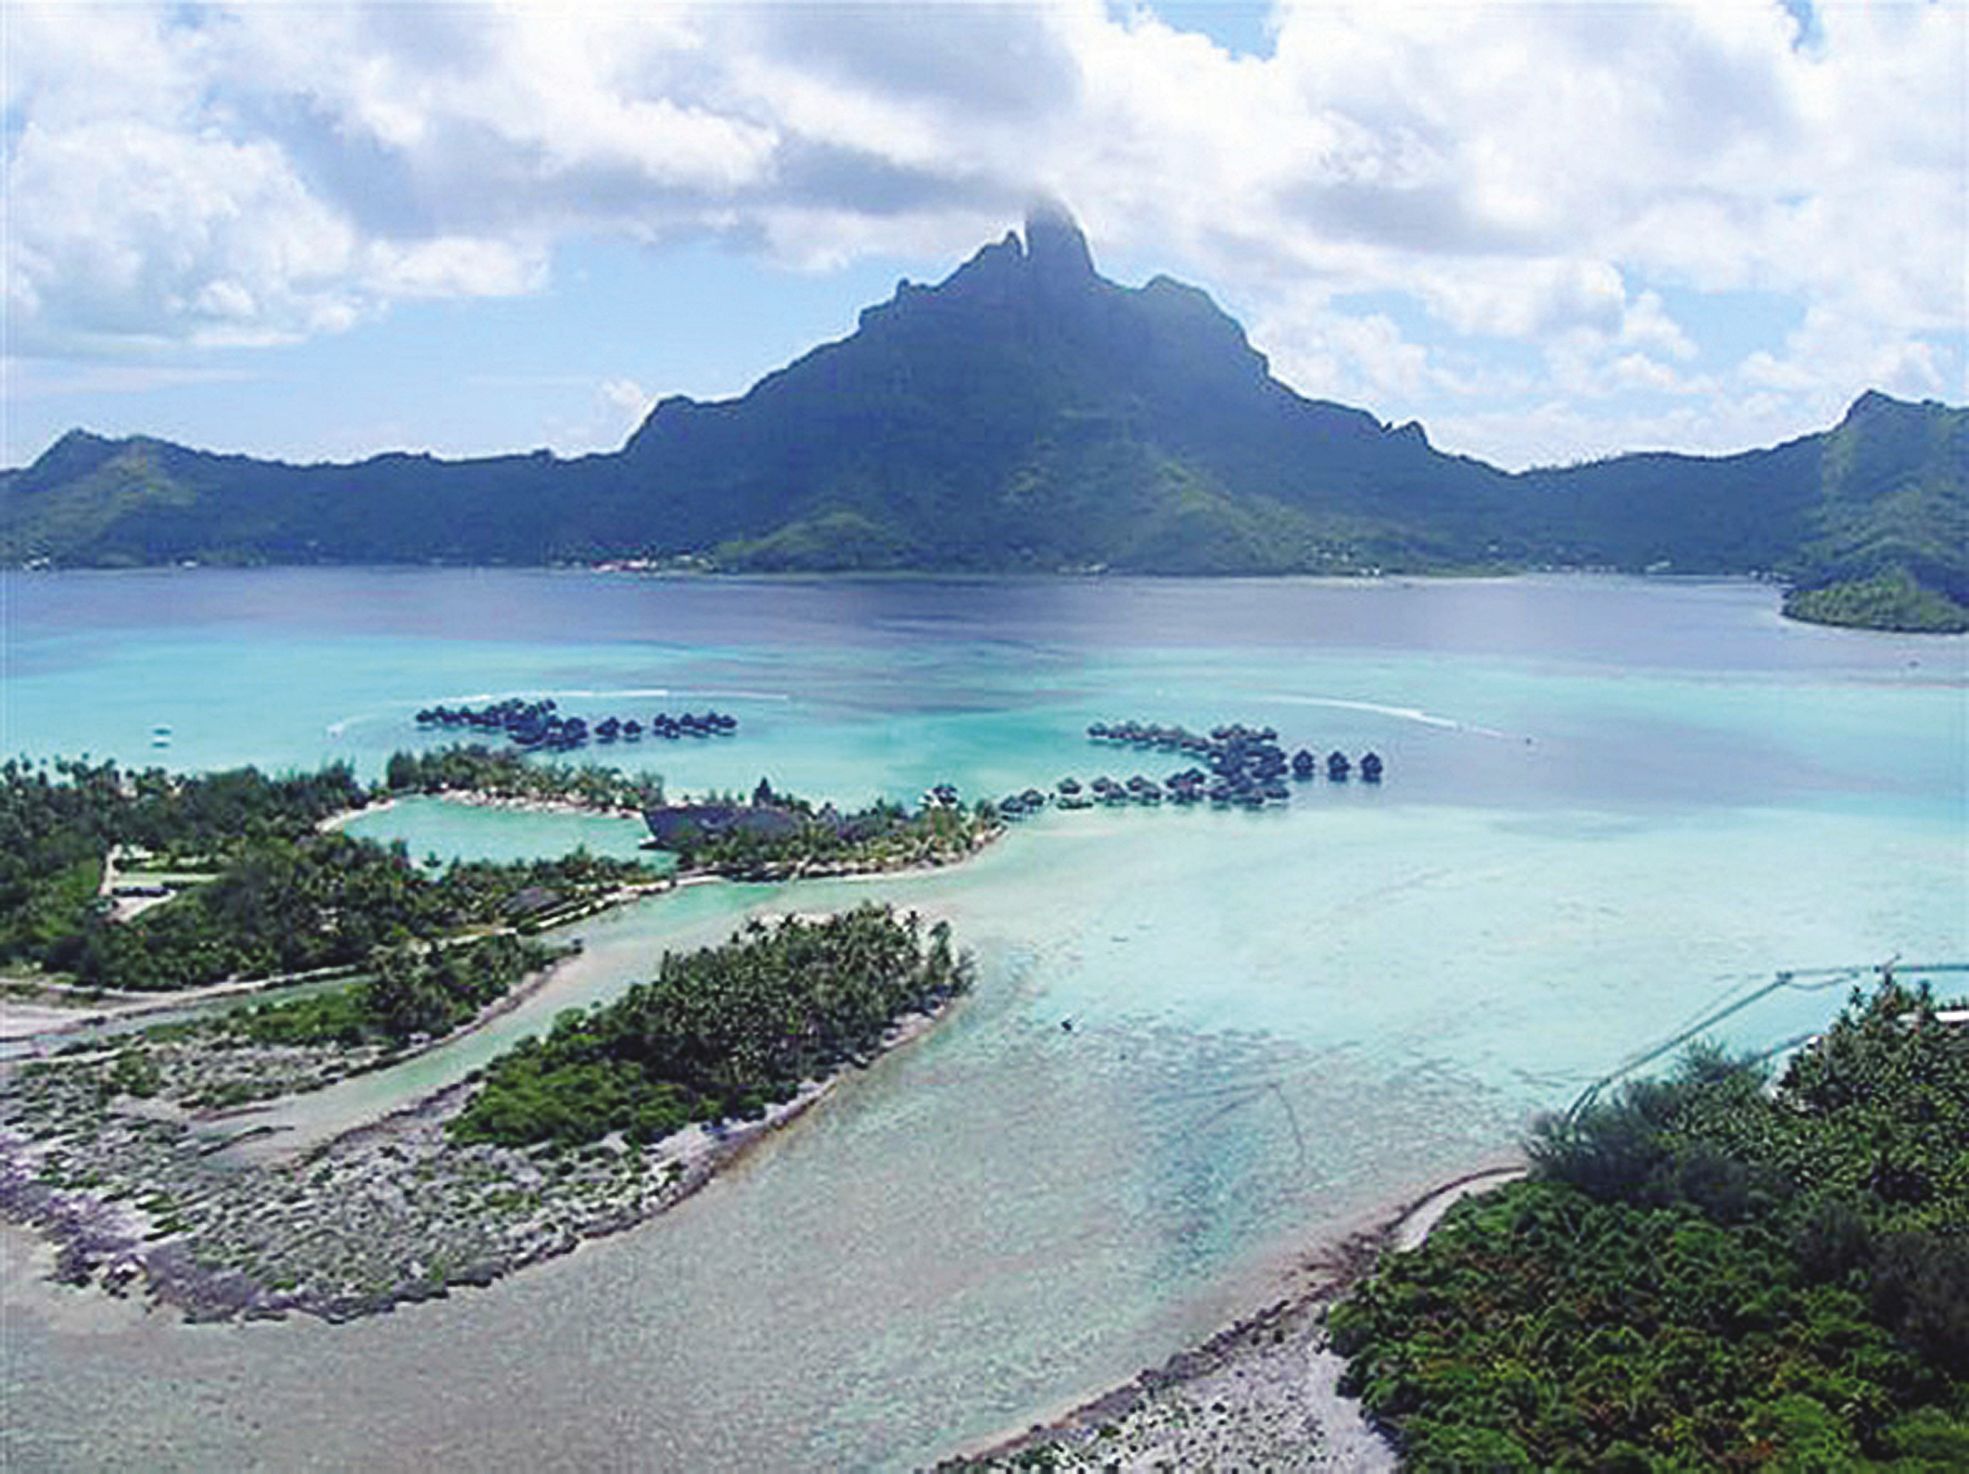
[1263,696,1511,739]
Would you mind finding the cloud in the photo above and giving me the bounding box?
[3,0,1962,465]
[598,374,655,425]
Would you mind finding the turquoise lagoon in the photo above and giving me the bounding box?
[1,570,1963,1471]
[340,796,660,868]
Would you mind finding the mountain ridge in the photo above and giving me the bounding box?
[4,210,1963,630]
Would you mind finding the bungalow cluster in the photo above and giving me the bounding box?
[996,719,1382,818]
[415,698,739,752]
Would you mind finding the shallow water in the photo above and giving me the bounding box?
[1,570,1963,1470]
[339,794,662,866]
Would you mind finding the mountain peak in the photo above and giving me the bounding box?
[21,427,119,479]
[1846,388,1903,419]
[1023,199,1096,287]
[1839,388,1952,429]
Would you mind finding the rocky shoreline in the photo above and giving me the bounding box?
[948,1165,1526,1472]
[0,994,958,1324]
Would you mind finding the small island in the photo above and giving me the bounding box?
[0,748,992,1319]
[3,904,969,1322]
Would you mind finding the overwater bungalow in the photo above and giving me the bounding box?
[621,719,643,740]
[1071,713,1361,811]
[1360,751,1384,782]
[595,717,621,742]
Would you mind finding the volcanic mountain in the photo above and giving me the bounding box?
[5,205,1963,628]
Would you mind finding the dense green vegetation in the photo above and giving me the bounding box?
[661,791,998,880]
[0,755,651,991]
[383,745,666,811]
[1,754,364,865]
[62,838,642,992]
[1330,982,1969,1469]
[224,934,559,1049]
[6,211,1959,631]
[0,755,364,972]
[1784,569,1969,634]
[1783,392,1968,627]
[451,905,969,1149]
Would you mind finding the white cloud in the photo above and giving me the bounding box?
[366,236,547,300]
[599,374,654,423]
[3,0,1962,465]
[1737,304,1953,417]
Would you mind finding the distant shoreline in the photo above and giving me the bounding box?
[14,564,1945,635]
[8,564,1780,586]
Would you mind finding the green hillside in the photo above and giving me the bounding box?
[3,208,1961,630]
[1781,393,1969,632]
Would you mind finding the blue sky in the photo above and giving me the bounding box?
[4,1,1963,472]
